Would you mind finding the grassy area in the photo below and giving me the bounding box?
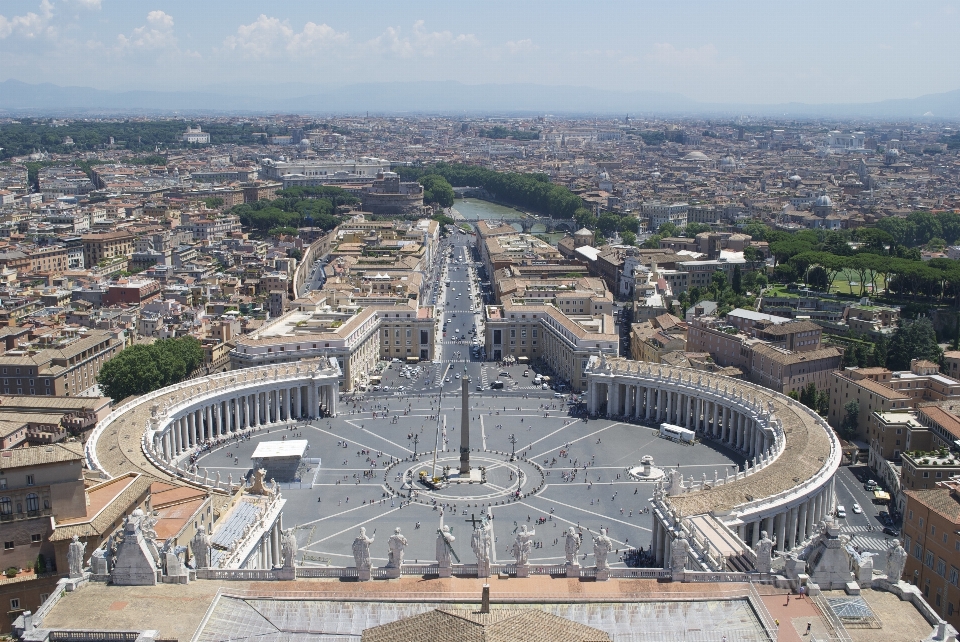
[831,267,885,296]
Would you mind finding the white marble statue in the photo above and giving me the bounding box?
[436,524,456,567]
[564,527,581,565]
[593,528,613,571]
[386,527,407,568]
[282,528,298,568]
[191,530,212,569]
[512,525,535,566]
[67,535,86,578]
[754,530,775,574]
[886,541,908,582]
[352,527,375,570]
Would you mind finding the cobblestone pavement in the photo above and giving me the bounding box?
[193,392,745,569]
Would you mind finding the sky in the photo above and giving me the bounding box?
[1,0,959,105]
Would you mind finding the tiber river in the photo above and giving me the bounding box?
[450,198,567,245]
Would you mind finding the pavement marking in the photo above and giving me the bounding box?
[480,414,487,450]
[530,422,624,460]
[523,492,652,534]
[301,506,404,546]
[339,420,413,455]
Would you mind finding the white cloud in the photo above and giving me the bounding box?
[73,0,102,9]
[117,10,176,50]
[223,15,347,58]
[0,0,54,39]
[370,21,479,58]
[505,39,537,55]
[648,43,719,67]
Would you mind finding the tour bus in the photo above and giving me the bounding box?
[659,423,696,444]
[491,381,504,389]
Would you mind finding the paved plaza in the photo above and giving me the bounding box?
[193,390,745,569]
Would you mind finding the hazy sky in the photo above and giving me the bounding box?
[2,0,959,104]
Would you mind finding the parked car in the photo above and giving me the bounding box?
[882,527,900,537]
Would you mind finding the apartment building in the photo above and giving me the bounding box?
[902,478,960,628]
[630,314,688,363]
[0,329,124,397]
[81,231,134,269]
[830,362,960,439]
[230,299,435,390]
[484,302,618,391]
[747,343,842,396]
[641,201,688,229]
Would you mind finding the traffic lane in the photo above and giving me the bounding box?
[833,467,876,529]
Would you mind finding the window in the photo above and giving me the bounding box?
[26,474,34,486]
[951,567,959,586]
[926,550,935,569]
[31,534,41,543]
[938,559,947,577]
[915,543,923,559]
[3,541,13,550]
[10,598,19,610]
[25,493,39,512]
[0,496,10,516]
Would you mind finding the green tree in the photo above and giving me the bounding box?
[872,335,889,368]
[203,197,224,209]
[743,246,764,263]
[658,222,679,238]
[840,400,860,439]
[684,222,711,237]
[419,174,455,207]
[732,265,743,295]
[621,230,637,246]
[642,234,662,249]
[816,389,830,416]
[97,337,203,401]
[887,317,942,371]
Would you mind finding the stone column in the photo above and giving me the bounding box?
[646,387,653,420]
[712,402,719,436]
[776,512,787,553]
[752,520,760,547]
[797,502,809,545]
[787,506,799,550]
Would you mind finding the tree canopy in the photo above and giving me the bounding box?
[419,174,455,207]
[398,163,583,219]
[886,318,942,371]
[97,336,203,401]
[231,188,356,235]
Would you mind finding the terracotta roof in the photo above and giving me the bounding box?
[905,488,960,524]
[50,473,154,541]
[919,406,960,440]
[361,608,611,642]
[836,372,910,400]
[0,441,83,469]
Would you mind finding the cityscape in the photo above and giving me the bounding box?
[1,2,960,642]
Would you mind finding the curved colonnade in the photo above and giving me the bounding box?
[585,356,841,566]
[85,358,342,484]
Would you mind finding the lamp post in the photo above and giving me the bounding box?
[509,434,517,461]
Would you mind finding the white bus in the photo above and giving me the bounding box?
[659,423,696,444]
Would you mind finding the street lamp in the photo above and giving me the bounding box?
[509,434,517,461]
[413,434,419,460]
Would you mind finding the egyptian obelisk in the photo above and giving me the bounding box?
[459,370,471,474]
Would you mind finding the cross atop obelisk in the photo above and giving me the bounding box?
[459,367,471,474]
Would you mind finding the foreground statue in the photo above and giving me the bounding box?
[353,527,375,580]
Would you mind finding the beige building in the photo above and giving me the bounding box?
[829,361,960,439]
[630,314,687,363]
[0,329,124,397]
[81,231,134,269]
[747,343,843,397]
[484,302,618,391]
[0,443,87,572]
[231,297,436,390]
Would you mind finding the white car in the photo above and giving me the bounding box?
[852,503,862,514]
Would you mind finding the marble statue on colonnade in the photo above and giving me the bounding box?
[754,530,775,574]
[353,527,375,581]
[886,541,907,582]
[67,535,86,578]
[282,528,298,568]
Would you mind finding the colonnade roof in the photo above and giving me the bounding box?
[593,358,836,517]
[93,360,335,483]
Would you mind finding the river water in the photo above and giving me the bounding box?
[451,198,566,245]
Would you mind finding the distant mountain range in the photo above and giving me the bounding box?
[2,79,959,118]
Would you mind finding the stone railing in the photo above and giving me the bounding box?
[609,568,671,579]
[196,568,284,581]
[684,571,755,583]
